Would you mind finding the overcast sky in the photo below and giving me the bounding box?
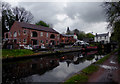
[3,1,110,34]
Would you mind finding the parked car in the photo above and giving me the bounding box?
[19,45,33,50]
[73,40,89,46]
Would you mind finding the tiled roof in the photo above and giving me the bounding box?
[15,21,59,34]
[96,33,109,37]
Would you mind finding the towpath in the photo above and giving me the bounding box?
[88,52,120,84]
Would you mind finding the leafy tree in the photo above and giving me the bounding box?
[103,2,120,54]
[35,20,50,27]
[86,33,95,38]
[73,29,80,36]
[78,31,86,40]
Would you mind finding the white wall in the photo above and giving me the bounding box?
[94,35,110,44]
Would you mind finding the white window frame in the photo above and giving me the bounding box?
[13,31,17,37]
[18,30,21,35]
[41,32,43,36]
[46,33,48,37]
[10,32,12,37]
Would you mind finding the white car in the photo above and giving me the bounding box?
[73,40,89,46]
[20,45,33,50]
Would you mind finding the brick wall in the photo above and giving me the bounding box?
[4,22,60,46]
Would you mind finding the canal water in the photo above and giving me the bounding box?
[2,51,108,83]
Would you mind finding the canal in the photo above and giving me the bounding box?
[2,50,108,83]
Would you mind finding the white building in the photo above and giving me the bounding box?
[94,32,110,44]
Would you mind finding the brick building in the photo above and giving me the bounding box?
[60,34,77,44]
[4,21,60,47]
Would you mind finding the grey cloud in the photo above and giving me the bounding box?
[18,2,65,24]
[65,2,106,23]
[11,2,108,33]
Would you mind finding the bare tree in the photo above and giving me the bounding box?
[13,6,34,23]
[2,2,34,38]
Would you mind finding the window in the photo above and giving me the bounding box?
[57,41,59,44]
[32,40,38,45]
[13,31,17,37]
[10,32,12,37]
[23,39,26,43]
[6,33,8,38]
[14,39,17,43]
[18,30,20,35]
[19,39,21,43]
[50,34,55,39]
[57,35,59,39]
[32,31,38,37]
[23,30,27,35]
[41,32,43,36]
[46,33,48,37]
[46,40,48,43]
[41,40,43,43]
[105,36,106,39]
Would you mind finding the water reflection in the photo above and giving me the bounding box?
[2,51,107,83]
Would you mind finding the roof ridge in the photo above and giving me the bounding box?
[15,21,53,29]
[14,21,59,34]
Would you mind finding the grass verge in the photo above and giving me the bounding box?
[64,65,98,84]
[82,65,99,75]
[64,73,88,84]
[2,49,34,58]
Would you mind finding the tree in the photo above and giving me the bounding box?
[2,2,34,38]
[73,29,80,36]
[35,20,50,27]
[2,2,15,38]
[77,31,86,40]
[103,2,120,54]
[86,33,95,38]
[13,6,33,23]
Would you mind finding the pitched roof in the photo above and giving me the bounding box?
[96,32,109,37]
[15,21,59,34]
[61,34,74,37]
[83,38,94,42]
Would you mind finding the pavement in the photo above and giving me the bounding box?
[88,52,120,84]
